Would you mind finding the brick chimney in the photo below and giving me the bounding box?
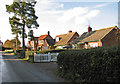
[88,26,92,32]
[48,31,50,35]
[69,30,72,33]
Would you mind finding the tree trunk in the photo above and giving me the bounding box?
[14,34,18,54]
[22,20,26,58]
[16,34,18,50]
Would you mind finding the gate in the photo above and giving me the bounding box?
[34,52,59,62]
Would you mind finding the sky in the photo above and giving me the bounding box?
[0,0,119,45]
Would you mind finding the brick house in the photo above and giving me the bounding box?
[37,31,55,50]
[27,37,39,50]
[55,30,79,49]
[27,31,55,50]
[73,26,120,49]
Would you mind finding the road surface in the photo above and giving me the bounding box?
[1,52,67,82]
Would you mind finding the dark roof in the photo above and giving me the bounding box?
[46,39,55,46]
[72,31,96,44]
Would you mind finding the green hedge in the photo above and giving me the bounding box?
[57,46,120,82]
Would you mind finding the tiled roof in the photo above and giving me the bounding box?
[72,31,96,44]
[38,34,48,40]
[79,26,117,43]
[55,32,78,46]
[55,34,67,39]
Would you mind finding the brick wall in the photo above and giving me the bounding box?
[102,29,119,46]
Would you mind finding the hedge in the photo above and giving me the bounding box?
[57,46,120,82]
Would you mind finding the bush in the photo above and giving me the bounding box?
[19,50,25,58]
[57,46,120,82]
[27,55,34,62]
[16,50,23,53]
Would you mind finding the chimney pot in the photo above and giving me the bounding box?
[88,26,92,32]
[48,31,50,35]
[69,30,72,33]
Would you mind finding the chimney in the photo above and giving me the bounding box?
[69,30,72,33]
[88,26,92,32]
[48,31,50,35]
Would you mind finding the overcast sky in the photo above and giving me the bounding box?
[0,0,119,45]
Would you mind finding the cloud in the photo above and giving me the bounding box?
[58,7,89,23]
[57,7,99,25]
[35,0,64,11]
[94,3,109,8]
[85,10,100,19]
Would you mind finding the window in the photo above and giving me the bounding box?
[39,40,43,43]
[89,43,98,48]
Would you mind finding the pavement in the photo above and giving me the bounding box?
[1,52,68,83]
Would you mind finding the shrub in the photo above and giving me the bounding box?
[19,50,24,58]
[57,46,120,82]
[27,55,34,62]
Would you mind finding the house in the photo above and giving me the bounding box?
[55,30,79,49]
[37,31,55,50]
[73,26,120,49]
[55,34,67,42]
[27,31,55,50]
[3,39,21,49]
[27,37,39,50]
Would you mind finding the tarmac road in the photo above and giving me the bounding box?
[1,52,67,82]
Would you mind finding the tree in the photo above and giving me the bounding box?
[9,16,22,52]
[6,0,39,57]
[3,39,21,49]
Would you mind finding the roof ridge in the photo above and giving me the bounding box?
[65,32,76,43]
[96,26,115,31]
[55,32,77,45]
[100,27,115,40]
[80,26,115,43]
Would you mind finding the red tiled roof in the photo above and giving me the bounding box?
[38,34,48,40]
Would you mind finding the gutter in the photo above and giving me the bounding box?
[78,40,100,44]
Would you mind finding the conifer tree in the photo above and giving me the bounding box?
[6,0,39,57]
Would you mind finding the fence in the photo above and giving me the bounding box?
[34,52,59,62]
